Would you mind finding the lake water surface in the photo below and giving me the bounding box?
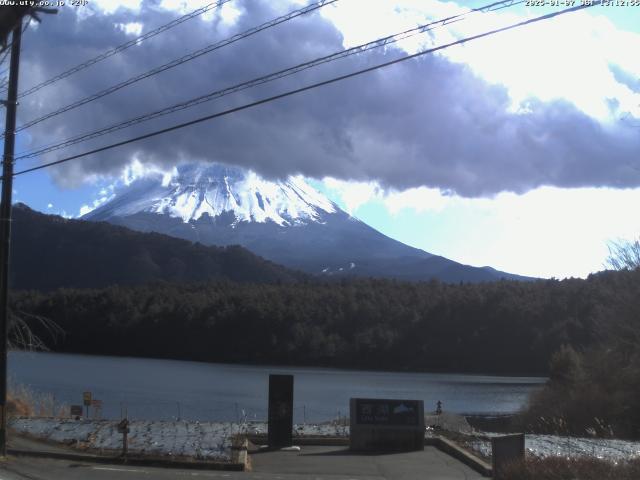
[9,351,545,422]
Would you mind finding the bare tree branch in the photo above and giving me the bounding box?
[605,237,640,271]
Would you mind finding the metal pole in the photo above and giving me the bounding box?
[0,20,23,457]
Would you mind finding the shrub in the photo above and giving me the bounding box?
[500,456,640,480]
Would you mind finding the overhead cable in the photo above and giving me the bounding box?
[11,2,598,178]
[16,0,524,160]
[1,0,234,99]
[6,0,337,138]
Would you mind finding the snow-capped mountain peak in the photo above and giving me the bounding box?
[88,163,336,227]
[84,161,529,283]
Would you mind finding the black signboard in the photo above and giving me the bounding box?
[354,399,421,426]
[267,374,294,448]
[70,405,83,417]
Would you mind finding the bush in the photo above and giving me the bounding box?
[7,384,66,418]
[500,457,640,480]
[519,340,640,438]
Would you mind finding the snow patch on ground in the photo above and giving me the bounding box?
[10,418,238,461]
[13,417,640,463]
[469,434,640,461]
[9,418,349,460]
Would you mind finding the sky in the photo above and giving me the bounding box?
[6,0,640,279]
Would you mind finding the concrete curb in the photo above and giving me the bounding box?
[8,448,247,471]
[247,434,349,447]
[429,437,492,477]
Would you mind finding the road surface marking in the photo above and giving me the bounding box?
[92,467,148,474]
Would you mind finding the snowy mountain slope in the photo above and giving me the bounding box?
[85,163,530,283]
[91,163,336,226]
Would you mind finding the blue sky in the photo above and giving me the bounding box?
[8,0,640,279]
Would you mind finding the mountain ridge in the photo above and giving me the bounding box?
[10,203,306,290]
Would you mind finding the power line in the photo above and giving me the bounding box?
[12,2,597,179]
[5,0,337,138]
[16,0,524,160]
[0,0,234,99]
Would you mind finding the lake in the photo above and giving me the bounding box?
[9,351,545,422]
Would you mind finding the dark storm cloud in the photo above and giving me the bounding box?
[15,0,640,196]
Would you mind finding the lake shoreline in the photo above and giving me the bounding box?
[11,348,550,380]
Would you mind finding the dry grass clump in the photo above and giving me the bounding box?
[500,456,640,480]
[7,384,67,418]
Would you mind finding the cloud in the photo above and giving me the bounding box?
[321,177,381,213]
[321,176,449,215]
[383,187,450,215]
[78,189,116,217]
[15,0,640,197]
[116,22,144,36]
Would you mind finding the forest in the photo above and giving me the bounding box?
[11,268,639,376]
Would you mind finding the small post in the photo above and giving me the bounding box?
[83,391,91,418]
[117,418,130,459]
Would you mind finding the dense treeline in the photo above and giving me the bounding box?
[11,269,639,376]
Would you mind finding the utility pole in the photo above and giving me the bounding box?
[0,18,22,457]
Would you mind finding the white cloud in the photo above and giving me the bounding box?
[91,0,142,15]
[219,2,242,26]
[47,203,53,209]
[116,22,143,36]
[459,187,640,278]
[383,187,450,215]
[321,177,382,213]
[321,176,640,278]
[323,1,640,122]
[78,192,116,217]
[122,158,177,186]
[78,205,93,216]
[321,179,451,216]
[158,0,227,22]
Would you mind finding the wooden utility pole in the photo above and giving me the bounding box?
[0,18,22,457]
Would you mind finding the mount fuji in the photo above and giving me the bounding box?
[84,163,528,282]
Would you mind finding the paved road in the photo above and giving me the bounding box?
[0,445,484,480]
[251,445,484,479]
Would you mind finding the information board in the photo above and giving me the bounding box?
[354,398,421,426]
[70,405,83,417]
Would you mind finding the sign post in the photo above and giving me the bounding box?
[267,374,294,448]
[82,391,92,418]
[117,418,130,459]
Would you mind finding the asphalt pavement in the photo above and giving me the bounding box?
[0,445,485,480]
